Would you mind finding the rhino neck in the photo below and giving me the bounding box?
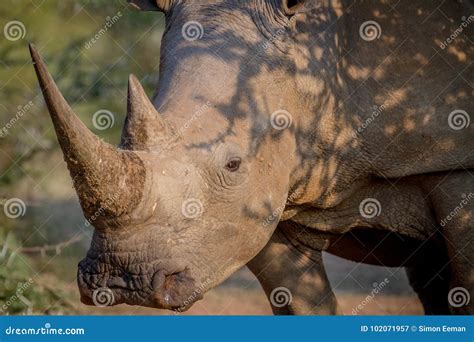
[284,4,366,208]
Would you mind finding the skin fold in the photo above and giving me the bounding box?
[32,0,473,314]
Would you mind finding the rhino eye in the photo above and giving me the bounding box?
[225,158,241,172]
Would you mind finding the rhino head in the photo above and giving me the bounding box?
[30,0,306,311]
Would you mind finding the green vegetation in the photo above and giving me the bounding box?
[0,1,165,314]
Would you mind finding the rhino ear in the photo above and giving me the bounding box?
[281,0,311,15]
[128,0,172,12]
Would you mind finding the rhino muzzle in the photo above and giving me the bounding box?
[77,260,200,310]
[30,45,203,310]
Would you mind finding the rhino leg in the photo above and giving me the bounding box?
[425,171,474,314]
[445,239,474,315]
[404,240,451,314]
[247,225,340,315]
[441,216,474,314]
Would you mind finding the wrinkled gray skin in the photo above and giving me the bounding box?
[32,0,473,314]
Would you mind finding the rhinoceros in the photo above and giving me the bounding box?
[30,0,473,315]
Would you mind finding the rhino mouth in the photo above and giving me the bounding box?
[77,261,201,311]
[150,269,203,311]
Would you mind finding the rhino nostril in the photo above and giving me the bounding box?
[151,269,166,292]
[151,269,199,309]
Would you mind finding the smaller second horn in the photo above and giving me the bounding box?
[120,75,170,151]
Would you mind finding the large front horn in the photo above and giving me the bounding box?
[29,44,146,223]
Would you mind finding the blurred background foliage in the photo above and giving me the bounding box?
[0,0,165,314]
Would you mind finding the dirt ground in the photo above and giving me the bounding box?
[75,287,423,315]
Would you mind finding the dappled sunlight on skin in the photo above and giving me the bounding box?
[148,0,472,315]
